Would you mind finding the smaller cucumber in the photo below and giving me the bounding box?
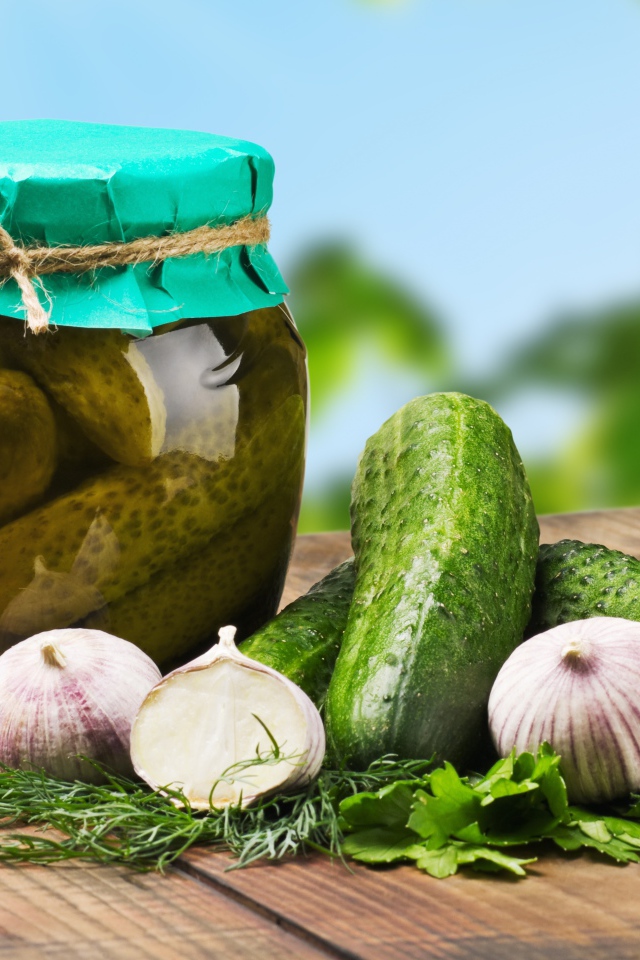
[530,539,640,634]
[239,558,355,708]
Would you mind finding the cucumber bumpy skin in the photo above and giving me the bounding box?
[325,393,539,770]
[529,539,640,635]
[239,558,355,708]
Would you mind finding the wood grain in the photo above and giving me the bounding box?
[538,508,640,558]
[182,845,640,960]
[279,531,352,608]
[0,859,330,959]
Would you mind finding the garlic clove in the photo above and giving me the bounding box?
[130,626,326,809]
[0,628,162,783]
[488,617,640,803]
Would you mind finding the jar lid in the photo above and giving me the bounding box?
[0,120,288,334]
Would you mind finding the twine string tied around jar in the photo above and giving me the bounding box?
[0,215,271,334]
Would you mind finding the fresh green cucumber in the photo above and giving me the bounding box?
[239,558,355,707]
[325,393,539,770]
[529,539,640,635]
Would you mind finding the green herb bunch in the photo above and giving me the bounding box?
[340,744,640,877]
[0,745,639,878]
[0,755,429,872]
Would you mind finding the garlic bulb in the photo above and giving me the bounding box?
[0,628,161,783]
[489,617,640,803]
[131,625,326,809]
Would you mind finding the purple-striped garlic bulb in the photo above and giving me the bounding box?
[131,626,325,809]
[0,628,162,783]
[488,617,640,803]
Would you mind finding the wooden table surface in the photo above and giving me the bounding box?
[4,509,640,959]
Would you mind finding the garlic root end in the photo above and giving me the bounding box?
[40,642,66,668]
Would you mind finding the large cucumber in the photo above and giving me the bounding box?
[239,558,355,707]
[325,393,539,770]
[529,539,640,635]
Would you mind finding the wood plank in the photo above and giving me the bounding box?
[538,507,640,558]
[0,859,331,959]
[182,845,640,960]
[280,531,352,608]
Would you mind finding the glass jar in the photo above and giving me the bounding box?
[0,303,306,666]
[0,124,307,667]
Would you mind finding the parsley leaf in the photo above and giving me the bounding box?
[339,781,415,830]
[337,744,640,879]
[341,828,421,863]
[407,764,481,847]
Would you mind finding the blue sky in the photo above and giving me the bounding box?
[4,0,640,487]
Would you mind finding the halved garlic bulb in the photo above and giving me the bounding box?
[489,617,640,803]
[130,626,325,809]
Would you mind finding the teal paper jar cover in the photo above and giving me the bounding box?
[0,120,288,334]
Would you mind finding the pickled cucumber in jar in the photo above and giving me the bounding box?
[0,370,57,524]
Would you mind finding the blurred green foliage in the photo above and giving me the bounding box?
[483,300,640,515]
[289,244,447,416]
[289,243,448,533]
[291,243,640,532]
[298,474,354,536]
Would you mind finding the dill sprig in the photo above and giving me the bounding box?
[0,755,431,871]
